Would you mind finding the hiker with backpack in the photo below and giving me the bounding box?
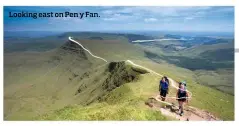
[159,76,169,101]
[176,81,188,116]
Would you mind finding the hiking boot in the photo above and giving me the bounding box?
[179,112,184,116]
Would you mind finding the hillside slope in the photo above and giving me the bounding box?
[4,34,234,120]
[4,38,160,120]
[4,40,103,120]
[134,37,234,95]
[39,37,233,120]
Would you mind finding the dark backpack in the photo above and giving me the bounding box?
[178,89,186,98]
[165,77,169,85]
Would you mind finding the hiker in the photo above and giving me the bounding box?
[176,82,188,116]
[159,76,169,101]
[164,76,170,94]
[179,81,187,90]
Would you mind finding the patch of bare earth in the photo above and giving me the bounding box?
[145,97,220,121]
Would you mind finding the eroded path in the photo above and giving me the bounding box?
[145,97,219,121]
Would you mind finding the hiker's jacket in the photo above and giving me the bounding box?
[160,80,169,90]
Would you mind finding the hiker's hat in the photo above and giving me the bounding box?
[181,81,186,85]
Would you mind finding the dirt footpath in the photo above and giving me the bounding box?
[145,97,220,121]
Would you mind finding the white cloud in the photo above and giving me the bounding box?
[129,6,212,17]
[101,6,213,23]
[91,7,233,25]
[144,18,158,22]
[101,10,114,15]
[117,7,135,13]
[213,7,234,13]
[103,17,117,21]
[102,13,135,21]
[184,17,194,20]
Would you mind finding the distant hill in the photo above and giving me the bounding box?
[134,34,234,95]
[4,32,154,53]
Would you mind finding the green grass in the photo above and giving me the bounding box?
[194,69,234,95]
[4,32,234,121]
[141,42,234,94]
[123,59,234,120]
[37,72,169,120]
[179,42,234,57]
[37,103,167,120]
[36,59,234,120]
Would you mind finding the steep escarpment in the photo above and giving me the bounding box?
[74,61,148,105]
[103,61,148,91]
[57,40,88,60]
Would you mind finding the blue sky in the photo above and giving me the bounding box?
[4,6,234,32]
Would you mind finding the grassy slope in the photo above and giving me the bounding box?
[97,37,235,120]
[4,34,234,120]
[38,48,234,120]
[131,40,234,120]
[37,58,234,120]
[194,69,234,95]
[4,37,167,120]
[78,38,145,61]
[179,42,234,57]
[4,41,105,120]
[38,66,169,121]
[135,40,234,95]
[130,59,234,120]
